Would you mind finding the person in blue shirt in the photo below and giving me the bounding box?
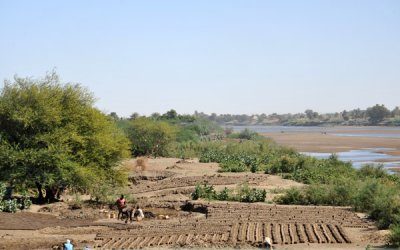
[63,239,73,250]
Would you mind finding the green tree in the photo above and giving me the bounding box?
[162,109,178,120]
[392,107,400,117]
[126,117,176,157]
[341,110,349,121]
[305,109,318,120]
[108,112,119,120]
[0,73,131,203]
[366,104,390,125]
[129,112,140,120]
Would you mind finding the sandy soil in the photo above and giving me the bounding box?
[261,127,400,156]
[0,157,390,250]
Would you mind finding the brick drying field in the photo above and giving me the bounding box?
[0,158,385,250]
[94,201,371,249]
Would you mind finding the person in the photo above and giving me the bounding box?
[264,237,273,249]
[136,205,144,221]
[63,239,73,250]
[116,195,126,220]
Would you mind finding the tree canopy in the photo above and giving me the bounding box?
[366,104,391,125]
[125,117,176,157]
[0,73,130,202]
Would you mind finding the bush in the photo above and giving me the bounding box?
[191,183,216,200]
[218,162,248,172]
[191,183,266,203]
[19,191,32,210]
[369,190,400,229]
[2,199,18,213]
[216,187,231,201]
[389,224,400,247]
[235,183,266,203]
[274,187,305,205]
[0,182,31,212]
[229,128,262,140]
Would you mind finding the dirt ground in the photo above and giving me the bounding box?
[0,157,390,250]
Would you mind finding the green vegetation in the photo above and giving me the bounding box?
[2,72,399,245]
[178,129,400,246]
[191,104,399,126]
[389,224,400,247]
[227,128,263,140]
[198,139,298,174]
[119,109,223,158]
[125,117,177,157]
[191,183,266,203]
[366,104,391,125]
[0,73,131,203]
[0,182,31,212]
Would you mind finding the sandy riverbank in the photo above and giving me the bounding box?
[261,127,400,157]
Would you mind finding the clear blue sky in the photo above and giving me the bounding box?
[1,0,399,117]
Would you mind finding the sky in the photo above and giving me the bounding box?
[0,0,399,117]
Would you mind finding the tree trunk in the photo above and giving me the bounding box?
[36,182,44,204]
[44,185,57,203]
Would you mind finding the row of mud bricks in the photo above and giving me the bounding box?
[95,222,351,249]
[207,204,368,228]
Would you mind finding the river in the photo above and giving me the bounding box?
[227,125,400,172]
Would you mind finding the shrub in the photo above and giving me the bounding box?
[191,183,266,203]
[353,179,384,212]
[191,183,216,200]
[2,199,18,213]
[217,187,231,201]
[70,193,83,209]
[358,165,388,179]
[19,191,32,210]
[229,128,262,140]
[234,183,266,203]
[389,224,400,247]
[218,162,248,172]
[369,190,400,229]
[274,187,305,205]
[0,182,31,212]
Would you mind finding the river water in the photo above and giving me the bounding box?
[228,125,400,172]
[302,149,400,171]
[228,125,400,136]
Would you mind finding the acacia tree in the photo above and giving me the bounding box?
[126,117,176,157]
[0,73,131,203]
[366,104,390,125]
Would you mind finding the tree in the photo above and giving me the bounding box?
[350,108,365,119]
[366,104,390,125]
[126,117,176,157]
[150,112,160,119]
[129,112,140,120]
[305,109,318,120]
[162,109,178,120]
[0,73,131,203]
[109,112,119,120]
[392,107,400,117]
[341,110,349,121]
